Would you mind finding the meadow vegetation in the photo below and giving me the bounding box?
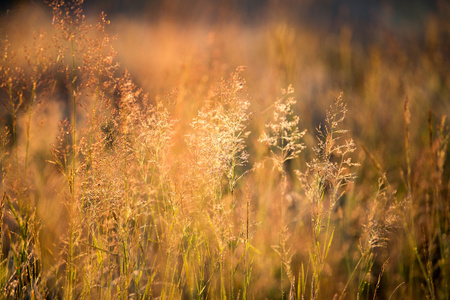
[0,0,449,299]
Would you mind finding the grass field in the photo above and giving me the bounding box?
[0,0,449,299]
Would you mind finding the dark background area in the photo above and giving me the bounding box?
[0,0,443,51]
[0,0,440,28]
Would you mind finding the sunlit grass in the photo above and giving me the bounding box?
[0,1,449,299]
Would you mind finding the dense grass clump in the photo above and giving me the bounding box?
[0,0,449,299]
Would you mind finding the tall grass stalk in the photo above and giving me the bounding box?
[260,85,306,298]
[297,93,358,299]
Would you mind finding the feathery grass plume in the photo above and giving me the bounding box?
[186,66,250,202]
[296,93,358,299]
[259,84,306,173]
[80,10,119,207]
[50,1,178,295]
[338,176,400,300]
[259,85,306,298]
[47,1,126,298]
[83,66,176,298]
[71,69,175,299]
[184,67,250,299]
[116,74,177,299]
[362,178,399,250]
[49,0,88,159]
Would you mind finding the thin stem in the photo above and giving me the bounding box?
[24,81,36,176]
[71,37,77,196]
